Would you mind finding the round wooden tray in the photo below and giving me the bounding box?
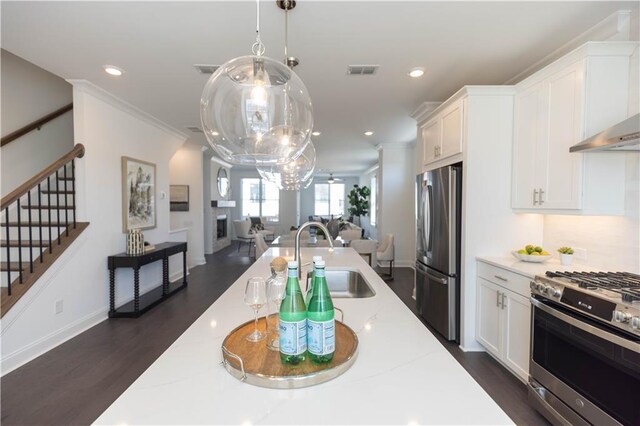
[221,317,358,389]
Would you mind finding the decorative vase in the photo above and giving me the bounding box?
[126,229,145,255]
[560,253,573,266]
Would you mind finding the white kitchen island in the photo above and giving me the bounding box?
[95,248,513,425]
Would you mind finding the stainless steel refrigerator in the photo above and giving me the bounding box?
[415,164,462,342]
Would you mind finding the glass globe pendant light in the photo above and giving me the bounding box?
[257,140,315,190]
[200,0,313,166]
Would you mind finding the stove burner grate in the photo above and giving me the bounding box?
[545,271,640,302]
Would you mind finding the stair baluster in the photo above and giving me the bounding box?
[72,160,76,229]
[47,176,52,254]
[38,183,43,263]
[56,170,61,245]
[28,190,33,273]
[16,199,23,284]
[4,207,11,295]
[64,164,69,236]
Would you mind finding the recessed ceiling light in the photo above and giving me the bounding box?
[104,65,124,76]
[408,68,425,78]
[312,131,321,136]
[211,131,219,136]
[364,131,374,136]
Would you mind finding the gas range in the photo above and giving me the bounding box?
[531,271,640,337]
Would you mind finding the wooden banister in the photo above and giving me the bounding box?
[1,144,85,210]
[1,103,73,147]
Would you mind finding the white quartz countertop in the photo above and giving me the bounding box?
[477,255,601,278]
[95,248,513,425]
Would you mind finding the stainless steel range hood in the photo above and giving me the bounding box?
[569,113,640,153]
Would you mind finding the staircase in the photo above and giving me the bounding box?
[1,144,88,317]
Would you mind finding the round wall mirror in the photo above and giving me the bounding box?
[217,168,230,199]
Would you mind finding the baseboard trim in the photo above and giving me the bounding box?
[1,307,107,376]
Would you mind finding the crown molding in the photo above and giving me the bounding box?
[67,79,189,142]
[505,10,633,85]
[410,102,442,122]
[362,163,379,176]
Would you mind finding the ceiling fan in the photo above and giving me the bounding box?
[326,173,343,184]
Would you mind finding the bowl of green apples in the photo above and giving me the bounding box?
[512,245,552,263]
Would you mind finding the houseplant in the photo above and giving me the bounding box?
[347,184,370,227]
[558,246,574,266]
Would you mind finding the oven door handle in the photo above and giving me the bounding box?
[531,298,640,353]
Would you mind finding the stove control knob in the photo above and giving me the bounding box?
[536,283,546,292]
[546,287,561,298]
[613,310,631,324]
[530,281,537,290]
[631,317,640,330]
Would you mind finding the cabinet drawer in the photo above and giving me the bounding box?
[477,261,531,298]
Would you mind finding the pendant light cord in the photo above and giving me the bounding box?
[252,0,265,56]
[284,2,288,61]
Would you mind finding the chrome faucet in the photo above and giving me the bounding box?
[294,221,335,278]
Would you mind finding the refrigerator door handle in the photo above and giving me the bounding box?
[426,269,448,285]
[425,184,433,252]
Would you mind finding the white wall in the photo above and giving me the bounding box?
[0,80,187,374]
[377,145,415,267]
[203,150,214,254]
[359,164,379,240]
[1,49,73,196]
[169,142,206,267]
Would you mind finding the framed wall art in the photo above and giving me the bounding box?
[122,156,156,232]
[170,185,189,211]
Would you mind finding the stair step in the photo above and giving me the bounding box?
[0,262,25,272]
[20,205,75,210]
[1,222,72,227]
[1,240,51,248]
[40,190,75,195]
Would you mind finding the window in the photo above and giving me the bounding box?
[241,178,279,221]
[370,175,377,226]
[314,183,345,216]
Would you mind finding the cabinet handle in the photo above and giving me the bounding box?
[501,293,507,310]
[533,189,539,206]
[494,275,508,282]
[496,290,501,307]
[539,188,545,205]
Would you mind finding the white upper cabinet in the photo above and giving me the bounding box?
[512,42,637,214]
[440,101,464,160]
[421,118,440,165]
[413,98,464,169]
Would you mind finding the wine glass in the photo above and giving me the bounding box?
[244,277,267,342]
[266,272,286,350]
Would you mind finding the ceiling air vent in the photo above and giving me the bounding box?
[347,65,379,75]
[193,64,220,74]
[185,126,203,133]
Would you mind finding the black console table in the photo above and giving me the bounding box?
[108,242,188,318]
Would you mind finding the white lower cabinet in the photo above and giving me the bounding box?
[476,266,531,383]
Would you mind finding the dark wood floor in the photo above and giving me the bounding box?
[1,245,548,425]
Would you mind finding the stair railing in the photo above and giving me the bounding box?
[1,103,73,147]
[1,144,85,295]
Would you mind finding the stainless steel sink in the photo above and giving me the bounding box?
[306,268,375,298]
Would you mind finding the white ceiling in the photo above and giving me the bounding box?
[2,1,636,174]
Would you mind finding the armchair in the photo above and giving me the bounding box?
[376,234,395,280]
[233,219,253,256]
[254,232,269,259]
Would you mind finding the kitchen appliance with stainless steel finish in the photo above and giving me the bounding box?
[569,113,640,152]
[529,271,640,426]
[415,164,462,342]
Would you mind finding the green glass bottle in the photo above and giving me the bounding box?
[279,261,307,365]
[305,255,323,306]
[307,260,335,364]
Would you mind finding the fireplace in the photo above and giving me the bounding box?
[217,215,228,239]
